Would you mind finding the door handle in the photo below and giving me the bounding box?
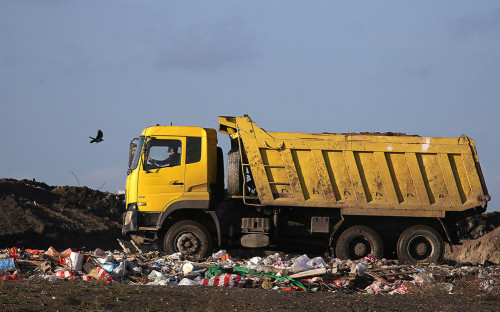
[171,181,184,185]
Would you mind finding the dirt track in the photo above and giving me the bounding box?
[0,279,498,312]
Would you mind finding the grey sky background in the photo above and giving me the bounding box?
[1,1,498,211]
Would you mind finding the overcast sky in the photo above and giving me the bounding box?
[1,1,498,211]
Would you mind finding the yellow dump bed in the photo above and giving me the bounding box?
[219,116,490,218]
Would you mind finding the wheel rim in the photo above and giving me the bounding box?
[407,235,433,261]
[175,231,201,255]
[347,237,372,259]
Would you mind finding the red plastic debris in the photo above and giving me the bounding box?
[8,247,18,259]
[0,274,20,280]
[283,286,305,291]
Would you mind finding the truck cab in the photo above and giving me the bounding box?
[123,125,221,257]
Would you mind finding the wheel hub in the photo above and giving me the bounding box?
[408,236,432,260]
[349,237,371,258]
[354,242,368,257]
[176,233,200,254]
[415,242,428,256]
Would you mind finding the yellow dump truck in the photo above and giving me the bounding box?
[123,116,490,264]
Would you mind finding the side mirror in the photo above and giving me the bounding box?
[128,138,138,168]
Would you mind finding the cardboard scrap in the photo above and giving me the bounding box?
[83,262,97,274]
[118,239,143,254]
[42,254,61,266]
[289,268,327,279]
[87,268,100,280]
[349,262,357,280]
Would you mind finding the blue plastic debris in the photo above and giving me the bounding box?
[0,258,17,272]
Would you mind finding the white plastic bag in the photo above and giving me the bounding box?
[355,262,368,276]
[292,254,311,273]
[178,278,198,286]
[306,257,326,269]
[68,252,84,271]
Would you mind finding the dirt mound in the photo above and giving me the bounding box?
[446,226,500,264]
[0,178,125,250]
[456,211,500,239]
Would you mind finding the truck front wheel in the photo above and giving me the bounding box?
[396,225,444,264]
[163,220,211,259]
[335,225,383,260]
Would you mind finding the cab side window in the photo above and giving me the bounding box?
[186,137,202,164]
[144,139,182,170]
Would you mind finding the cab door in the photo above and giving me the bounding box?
[137,136,186,212]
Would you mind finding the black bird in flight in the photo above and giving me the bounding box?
[90,130,103,143]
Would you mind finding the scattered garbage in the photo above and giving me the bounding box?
[0,242,498,296]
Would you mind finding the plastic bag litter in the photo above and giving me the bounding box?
[211,250,227,259]
[54,270,74,279]
[148,270,173,285]
[68,252,84,271]
[355,262,368,276]
[292,255,311,273]
[263,253,282,265]
[389,284,410,295]
[200,274,249,288]
[170,252,183,260]
[28,274,59,282]
[413,272,434,287]
[105,253,115,263]
[178,278,198,286]
[146,278,170,286]
[368,281,394,294]
[249,257,262,265]
[306,257,326,269]
[148,270,172,280]
[112,262,126,278]
[123,260,142,275]
[102,262,119,272]
[0,258,17,273]
[291,255,326,273]
[132,266,142,275]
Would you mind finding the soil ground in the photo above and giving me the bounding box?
[0,178,499,311]
[1,279,499,312]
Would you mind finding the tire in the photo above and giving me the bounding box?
[335,225,383,260]
[396,225,444,265]
[163,220,211,259]
[227,150,243,195]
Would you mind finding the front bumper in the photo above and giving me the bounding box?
[122,204,138,234]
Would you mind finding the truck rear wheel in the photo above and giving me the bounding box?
[397,225,444,265]
[227,150,243,195]
[163,220,211,259]
[335,225,383,260]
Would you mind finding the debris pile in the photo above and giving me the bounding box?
[1,245,498,297]
[1,178,499,264]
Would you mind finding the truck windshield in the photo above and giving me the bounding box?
[129,136,145,173]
